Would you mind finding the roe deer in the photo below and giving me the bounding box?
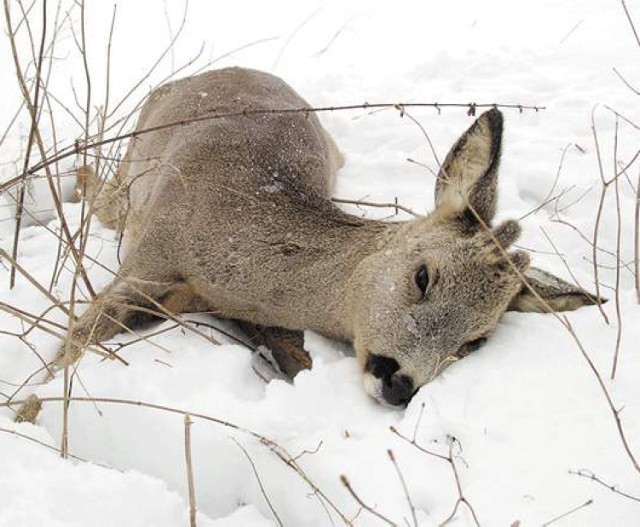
[52,67,599,408]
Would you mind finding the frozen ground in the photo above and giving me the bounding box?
[1,0,639,525]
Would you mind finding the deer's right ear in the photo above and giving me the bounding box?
[508,267,605,312]
[434,109,503,228]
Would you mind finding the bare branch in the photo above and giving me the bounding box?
[233,438,283,527]
[620,0,640,48]
[1,100,545,198]
[387,449,417,527]
[390,426,480,526]
[340,474,397,526]
[332,197,421,217]
[541,499,593,526]
[569,469,640,503]
[184,415,197,527]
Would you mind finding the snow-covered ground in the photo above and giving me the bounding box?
[1,0,639,525]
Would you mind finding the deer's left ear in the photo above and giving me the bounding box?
[508,267,605,312]
[434,108,503,227]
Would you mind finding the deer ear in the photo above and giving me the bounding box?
[434,109,503,227]
[507,267,605,313]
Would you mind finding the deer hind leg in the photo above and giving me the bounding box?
[51,276,198,376]
[15,277,200,424]
[236,321,312,378]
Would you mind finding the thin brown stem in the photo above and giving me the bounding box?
[1,100,545,198]
[0,247,69,315]
[61,364,69,458]
[541,499,593,526]
[438,439,481,527]
[390,426,479,527]
[0,425,94,464]
[620,0,640,48]
[233,438,283,527]
[612,67,640,96]
[635,166,640,302]
[0,3,95,296]
[340,474,397,526]
[387,449,417,527]
[184,415,197,527]
[570,469,640,503]
[5,0,47,288]
[105,0,190,120]
[610,116,624,379]
[2,395,351,524]
[590,108,611,324]
[332,197,421,217]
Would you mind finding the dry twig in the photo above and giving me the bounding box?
[0,395,352,525]
[5,0,47,288]
[387,449,417,527]
[332,197,421,217]
[390,427,480,527]
[569,469,640,503]
[541,499,593,526]
[184,415,197,527]
[340,474,397,526]
[0,100,545,198]
[233,438,283,527]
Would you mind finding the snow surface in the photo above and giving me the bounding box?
[1,0,640,525]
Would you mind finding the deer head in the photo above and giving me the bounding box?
[346,109,600,406]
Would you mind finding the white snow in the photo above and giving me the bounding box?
[1,0,639,525]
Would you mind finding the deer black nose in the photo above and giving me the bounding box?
[365,354,400,379]
[381,373,414,407]
[364,354,414,406]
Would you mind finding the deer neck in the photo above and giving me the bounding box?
[267,203,398,342]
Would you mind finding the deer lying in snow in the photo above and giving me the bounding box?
[49,67,599,408]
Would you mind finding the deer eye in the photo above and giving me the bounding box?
[415,265,429,297]
[456,337,487,358]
